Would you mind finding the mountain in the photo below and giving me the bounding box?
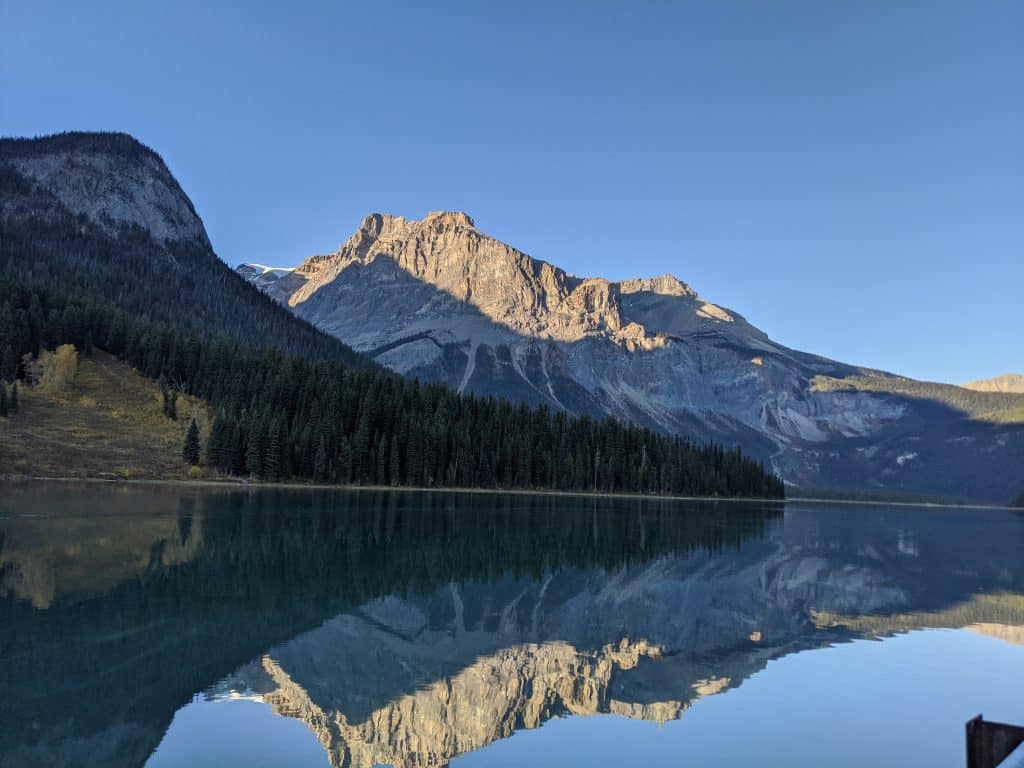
[0,132,364,364]
[0,132,779,498]
[239,211,1024,502]
[964,373,1024,394]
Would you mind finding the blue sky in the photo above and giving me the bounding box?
[2,1,1021,383]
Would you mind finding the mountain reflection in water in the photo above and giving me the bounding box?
[0,485,1022,768]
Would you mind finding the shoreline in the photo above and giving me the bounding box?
[0,473,782,506]
[1,473,1019,511]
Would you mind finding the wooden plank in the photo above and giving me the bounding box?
[967,715,1024,768]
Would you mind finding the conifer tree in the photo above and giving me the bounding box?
[376,434,388,485]
[205,413,226,469]
[245,417,263,478]
[264,417,282,481]
[314,437,328,484]
[388,439,401,486]
[1,344,15,381]
[337,435,353,485]
[228,422,244,474]
[182,418,201,465]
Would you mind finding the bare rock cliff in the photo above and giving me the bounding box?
[1,132,210,247]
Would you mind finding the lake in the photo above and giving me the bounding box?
[1,483,1022,768]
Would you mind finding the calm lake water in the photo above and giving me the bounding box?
[1,484,1022,768]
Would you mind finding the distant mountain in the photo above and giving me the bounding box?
[239,211,1024,502]
[964,373,1024,394]
[0,132,364,365]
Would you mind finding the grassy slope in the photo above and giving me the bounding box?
[812,592,1024,638]
[0,490,201,609]
[0,351,208,480]
[810,374,1024,424]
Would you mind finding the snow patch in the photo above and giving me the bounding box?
[457,342,478,393]
[240,263,297,278]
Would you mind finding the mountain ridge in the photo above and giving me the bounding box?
[239,210,1024,502]
[964,373,1024,394]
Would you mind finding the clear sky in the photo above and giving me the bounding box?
[2,1,1021,384]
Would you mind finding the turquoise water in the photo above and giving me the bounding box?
[1,484,1021,767]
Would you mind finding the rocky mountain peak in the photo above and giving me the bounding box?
[0,131,210,247]
[356,211,476,241]
[246,211,744,347]
[424,210,476,229]
[619,274,695,297]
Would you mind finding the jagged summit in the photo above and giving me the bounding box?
[247,210,723,347]
[424,210,476,228]
[0,130,210,247]
[620,274,694,297]
[355,211,477,240]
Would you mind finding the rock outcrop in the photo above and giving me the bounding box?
[1,132,210,246]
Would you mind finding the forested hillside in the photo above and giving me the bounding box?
[0,271,781,496]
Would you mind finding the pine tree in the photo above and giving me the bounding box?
[245,417,263,478]
[264,417,282,481]
[1,344,15,382]
[162,388,177,420]
[182,418,201,465]
[228,422,244,474]
[313,437,328,483]
[337,435,353,485]
[376,434,388,485]
[205,413,226,470]
[388,439,401,486]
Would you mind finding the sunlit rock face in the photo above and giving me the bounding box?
[964,373,1024,394]
[238,212,1024,501]
[257,639,682,768]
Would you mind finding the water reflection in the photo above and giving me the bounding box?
[0,485,1022,768]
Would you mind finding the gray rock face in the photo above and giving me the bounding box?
[239,212,1023,501]
[3,133,210,247]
